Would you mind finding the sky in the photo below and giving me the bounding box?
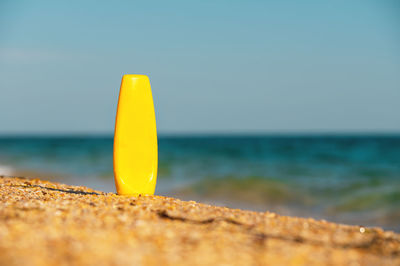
[0,0,399,135]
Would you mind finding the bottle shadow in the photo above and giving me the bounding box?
[14,184,103,196]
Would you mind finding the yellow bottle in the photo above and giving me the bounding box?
[113,74,158,195]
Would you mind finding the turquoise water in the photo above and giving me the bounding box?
[0,135,399,231]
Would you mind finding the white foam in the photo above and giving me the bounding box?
[0,165,14,176]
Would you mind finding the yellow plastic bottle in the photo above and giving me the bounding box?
[113,74,158,195]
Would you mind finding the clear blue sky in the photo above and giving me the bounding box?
[1,0,399,134]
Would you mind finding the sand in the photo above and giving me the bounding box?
[0,176,399,266]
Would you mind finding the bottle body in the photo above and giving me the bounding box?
[113,74,158,195]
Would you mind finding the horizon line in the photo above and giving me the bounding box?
[0,131,399,138]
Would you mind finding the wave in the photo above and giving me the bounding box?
[172,175,310,205]
[169,175,400,231]
[0,164,14,176]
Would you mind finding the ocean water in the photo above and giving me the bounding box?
[0,135,399,231]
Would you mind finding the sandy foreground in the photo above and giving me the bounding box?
[0,176,399,266]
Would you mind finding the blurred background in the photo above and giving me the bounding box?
[0,0,399,231]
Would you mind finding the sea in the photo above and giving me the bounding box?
[0,135,399,232]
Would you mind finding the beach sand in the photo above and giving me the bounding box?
[0,176,399,265]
